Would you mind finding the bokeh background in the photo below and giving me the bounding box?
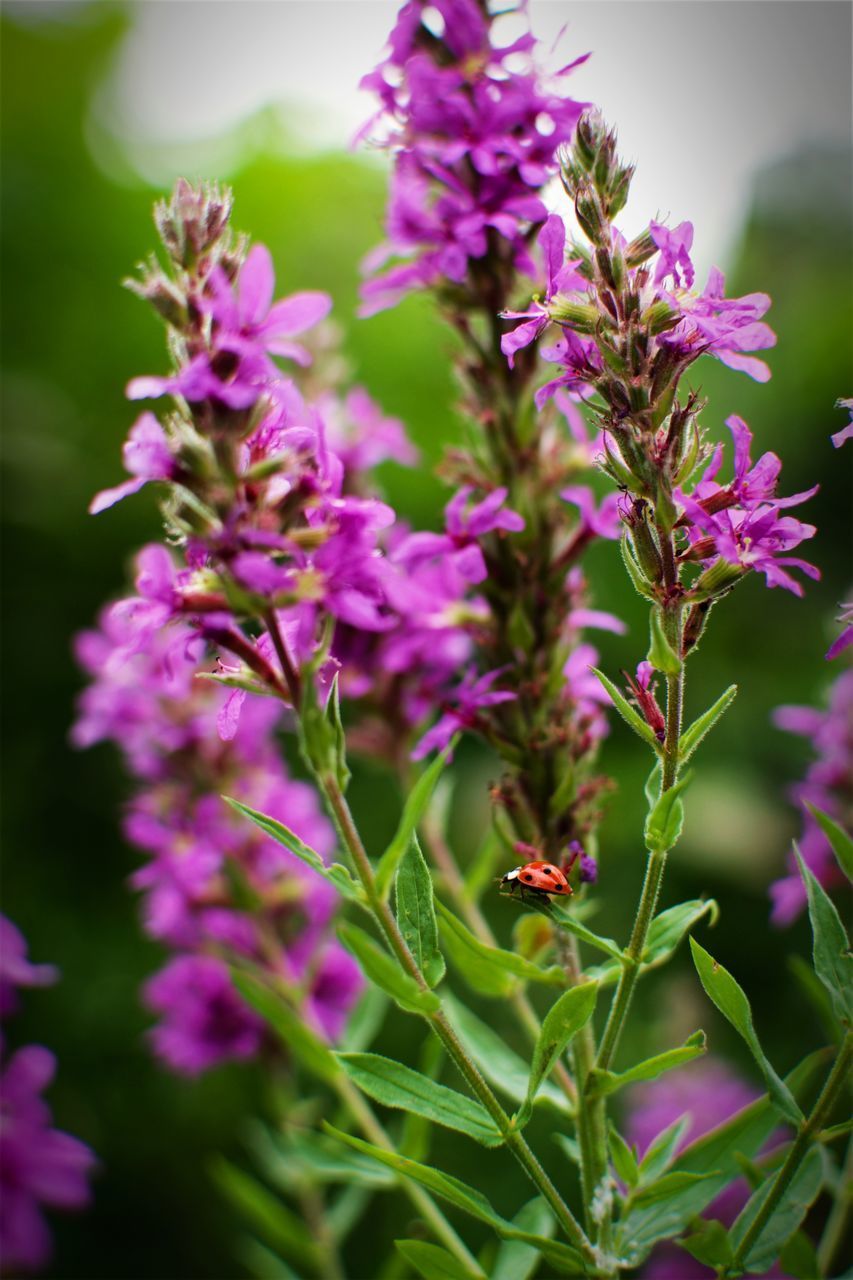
[1,2,850,1277]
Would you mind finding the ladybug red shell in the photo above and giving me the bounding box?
[500,860,572,898]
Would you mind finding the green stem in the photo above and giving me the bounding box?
[320,772,597,1268]
[727,1033,853,1277]
[817,1131,852,1277]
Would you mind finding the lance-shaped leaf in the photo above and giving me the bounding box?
[437,902,565,997]
[588,1031,706,1099]
[232,970,339,1084]
[805,802,853,881]
[730,1145,823,1274]
[591,667,662,751]
[627,1170,719,1210]
[794,845,853,1025]
[376,744,455,898]
[224,798,365,904]
[322,1126,589,1274]
[609,1126,639,1188]
[644,772,692,852]
[442,992,572,1115]
[211,1157,319,1271]
[338,923,440,1016]
[546,903,624,960]
[680,685,738,764]
[395,1239,483,1280]
[689,939,802,1126]
[647,607,682,675]
[637,1117,690,1185]
[251,1125,394,1191]
[336,1053,503,1148]
[491,1199,555,1280]
[516,982,598,1127]
[342,986,388,1053]
[678,1220,733,1269]
[643,899,718,966]
[616,1051,826,1260]
[396,837,445,988]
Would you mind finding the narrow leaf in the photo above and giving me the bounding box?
[638,1117,690,1184]
[778,1229,821,1280]
[647,607,682,675]
[437,902,565,995]
[237,1239,301,1280]
[464,829,502,903]
[805,801,853,881]
[517,982,598,1126]
[546,902,624,959]
[396,836,445,988]
[629,1170,718,1209]
[224,798,365,904]
[591,667,662,751]
[442,992,571,1115]
[395,1239,481,1280]
[609,1126,639,1188]
[337,1053,503,1147]
[678,1219,733,1268]
[731,1145,823,1273]
[689,938,803,1126]
[210,1158,318,1270]
[376,745,455,898]
[788,954,843,1042]
[643,899,718,966]
[232,970,339,1084]
[620,534,656,600]
[794,845,853,1024]
[342,986,389,1053]
[338,923,440,1016]
[250,1125,394,1191]
[326,671,351,792]
[491,1199,555,1280]
[644,772,692,852]
[588,1031,706,1099]
[680,685,738,764]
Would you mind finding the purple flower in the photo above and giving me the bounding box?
[89,412,175,515]
[650,220,695,289]
[0,917,58,1018]
[0,1045,96,1273]
[412,666,516,760]
[826,603,853,661]
[770,669,852,923]
[560,485,622,540]
[664,267,776,383]
[831,396,852,449]
[304,943,365,1041]
[500,215,587,366]
[321,387,419,473]
[397,486,524,584]
[143,954,264,1076]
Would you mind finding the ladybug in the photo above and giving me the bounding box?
[500,860,572,900]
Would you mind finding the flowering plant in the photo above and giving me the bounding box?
[66,3,851,1278]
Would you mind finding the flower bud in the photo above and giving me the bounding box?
[625,501,664,583]
[692,557,746,600]
[625,230,657,268]
[548,297,599,333]
[642,299,680,336]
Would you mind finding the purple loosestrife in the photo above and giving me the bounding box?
[0,918,96,1273]
[360,4,622,867]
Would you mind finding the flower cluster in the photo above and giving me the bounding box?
[73,558,362,1073]
[770,667,853,924]
[359,0,589,316]
[0,918,96,1273]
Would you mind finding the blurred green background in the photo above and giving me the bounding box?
[1,5,850,1278]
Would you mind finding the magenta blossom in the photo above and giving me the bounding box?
[143,954,264,1077]
[664,267,776,383]
[500,215,587,367]
[650,220,695,289]
[560,485,622,540]
[89,412,175,515]
[0,917,58,1018]
[397,486,524,585]
[412,666,516,760]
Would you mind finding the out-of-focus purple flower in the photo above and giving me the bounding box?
[412,666,516,760]
[89,413,176,515]
[143,954,264,1076]
[826,603,853,661]
[0,1045,97,1274]
[0,917,58,1018]
[304,944,365,1041]
[563,642,611,745]
[397,486,524,585]
[770,668,852,924]
[831,397,852,448]
[560,485,622,540]
[321,387,419,473]
[500,215,587,366]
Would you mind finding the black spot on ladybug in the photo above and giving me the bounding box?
[543,866,555,875]
[522,873,533,882]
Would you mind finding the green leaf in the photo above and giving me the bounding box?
[546,902,624,959]
[338,923,440,1016]
[491,1199,555,1280]
[644,772,692,852]
[731,1145,823,1274]
[788,954,843,1043]
[820,1118,853,1142]
[437,902,565,997]
[237,1238,301,1280]
[778,1228,821,1280]
[224,798,366,904]
[588,1031,706,1099]
[680,685,738,764]
[395,1239,482,1280]
[591,667,662,751]
[210,1157,318,1270]
[644,899,718,966]
[805,802,853,882]
[629,1170,719,1210]
[342,986,389,1053]
[647,607,682,675]
[442,992,571,1115]
[231,970,339,1084]
[794,845,853,1025]
[250,1125,394,1191]
[396,836,445,988]
[517,982,598,1126]
[327,1184,372,1245]
[323,1127,589,1274]
[610,1126,639,1188]
[463,829,502,903]
[326,671,350,791]
[376,745,455,899]
[638,1117,690,1184]
[689,938,803,1127]
[678,1219,733,1269]
[337,1052,503,1147]
[616,1051,827,1261]
[620,534,656,600]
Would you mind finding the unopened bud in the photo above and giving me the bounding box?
[625,230,657,268]
[124,264,188,329]
[692,557,745,600]
[549,297,599,333]
[626,503,664,582]
[642,299,681,336]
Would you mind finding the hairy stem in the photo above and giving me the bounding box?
[320,771,596,1266]
[727,1033,853,1277]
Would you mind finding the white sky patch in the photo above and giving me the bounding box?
[93,1,851,276]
